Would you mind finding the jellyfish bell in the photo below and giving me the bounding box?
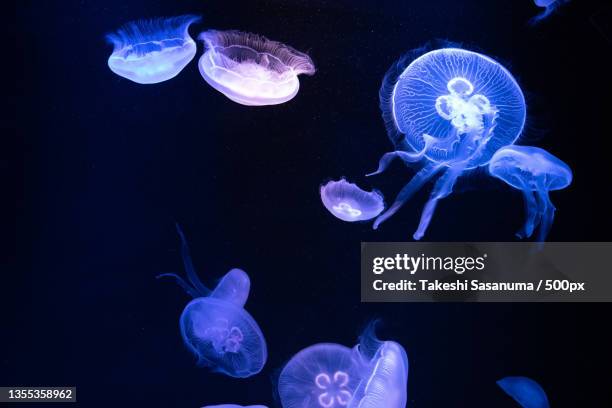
[278,343,361,408]
[497,376,550,408]
[348,324,409,408]
[198,30,315,106]
[157,225,267,378]
[181,297,267,378]
[370,46,526,240]
[488,145,572,241]
[106,15,200,84]
[320,178,385,222]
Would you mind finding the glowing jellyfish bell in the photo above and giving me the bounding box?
[278,323,408,408]
[158,225,267,378]
[369,47,526,240]
[320,178,385,222]
[488,145,572,241]
[106,15,200,84]
[497,376,550,408]
[198,30,315,106]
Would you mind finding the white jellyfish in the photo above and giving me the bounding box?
[320,178,385,222]
[106,15,200,84]
[198,30,315,106]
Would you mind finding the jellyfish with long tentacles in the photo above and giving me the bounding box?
[106,15,200,84]
[198,30,315,106]
[497,376,550,408]
[278,322,408,408]
[320,178,385,222]
[157,225,267,378]
[488,146,572,241]
[369,47,526,240]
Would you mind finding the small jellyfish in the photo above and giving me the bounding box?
[198,30,315,106]
[278,323,408,408]
[530,0,570,25]
[106,15,200,84]
[320,179,385,222]
[497,376,550,408]
[158,225,267,378]
[369,47,526,240]
[488,145,572,241]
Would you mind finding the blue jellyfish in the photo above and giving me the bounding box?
[488,145,572,241]
[369,47,526,240]
[158,225,267,378]
[278,324,408,408]
[198,30,315,106]
[530,1,570,25]
[497,376,550,408]
[320,179,385,222]
[106,15,200,84]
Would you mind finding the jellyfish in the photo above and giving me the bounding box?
[278,323,408,408]
[106,15,200,84]
[530,0,570,25]
[158,225,267,378]
[497,376,550,408]
[488,145,572,241]
[198,30,315,106]
[368,47,526,240]
[320,179,385,222]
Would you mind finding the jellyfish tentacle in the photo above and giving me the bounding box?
[366,135,436,177]
[537,189,556,242]
[373,163,444,230]
[413,165,464,240]
[156,273,201,298]
[175,224,211,296]
[516,181,538,239]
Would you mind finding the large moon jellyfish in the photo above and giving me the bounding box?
[488,145,572,241]
[106,15,200,84]
[198,30,315,106]
[497,376,550,408]
[369,47,526,240]
[320,179,385,222]
[158,225,267,378]
[278,323,408,408]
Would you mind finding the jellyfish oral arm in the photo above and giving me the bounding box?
[517,186,538,239]
[367,135,436,177]
[536,187,556,242]
[372,163,444,230]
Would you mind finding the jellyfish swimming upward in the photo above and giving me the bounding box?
[198,30,315,106]
[158,225,267,378]
[278,323,408,408]
[489,145,572,241]
[320,179,385,222]
[497,376,550,408]
[106,15,200,84]
[369,47,526,240]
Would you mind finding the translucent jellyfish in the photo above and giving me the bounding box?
[106,15,200,84]
[488,145,572,241]
[158,225,267,378]
[369,47,526,240]
[497,376,550,408]
[278,323,408,408]
[198,30,315,106]
[530,1,570,25]
[320,179,385,222]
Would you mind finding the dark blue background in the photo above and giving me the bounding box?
[11,0,612,407]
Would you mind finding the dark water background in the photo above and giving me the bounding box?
[11,0,612,406]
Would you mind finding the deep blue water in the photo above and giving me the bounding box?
[10,0,612,407]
